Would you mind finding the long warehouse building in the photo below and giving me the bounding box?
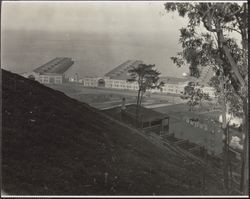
[82,60,216,97]
[83,60,192,94]
[22,57,74,84]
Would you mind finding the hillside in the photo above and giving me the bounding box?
[2,70,224,195]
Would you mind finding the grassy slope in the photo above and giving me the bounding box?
[2,70,224,195]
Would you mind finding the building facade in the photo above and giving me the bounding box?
[82,60,216,97]
[121,105,169,136]
[22,57,74,84]
[103,103,169,136]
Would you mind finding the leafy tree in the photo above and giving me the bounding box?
[164,2,248,194]
[184,81,196,95]
[209,75,243,118]
[184,81,211,111]
[127,64,164,127]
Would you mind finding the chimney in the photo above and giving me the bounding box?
[121,97,126,111]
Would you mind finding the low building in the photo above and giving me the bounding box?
[151,76,191,95]
[82,60,142,90]
[82,60,216,97]
[69,73,79,82]
[82,60,191,94]
[103,102,169,136]
[121,104,169,135]
[82,76,103,87]
[22,57,74,84]
[104,60,142,90]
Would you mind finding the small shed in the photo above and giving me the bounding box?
[121,104,169,135]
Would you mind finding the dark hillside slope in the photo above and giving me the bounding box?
[2,70,224,195]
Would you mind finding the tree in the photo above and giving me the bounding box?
[184,82,199,111]
[209,75,243,119]
[184,81,211,111]
[127,64,164,127]
[164,2,248,194]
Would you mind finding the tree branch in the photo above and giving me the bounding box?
[223,26,242,34]
[227,6,243,18]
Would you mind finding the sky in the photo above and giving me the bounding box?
[2,1,187,33]
[1,1,191,77]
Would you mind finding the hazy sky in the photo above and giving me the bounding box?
[2,1,187,33]
[2,1,191,77]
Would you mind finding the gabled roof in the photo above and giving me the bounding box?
[105,60,143,80]
[33,57,74,75]
[159,76,190,84]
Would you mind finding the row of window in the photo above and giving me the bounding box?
[107,84,138,90]
[83,81,182,93]
[84,79,137,85]
[106,82,137,86]
[106,80,127,84]
[39,76,62,84]
[84,83,96,86]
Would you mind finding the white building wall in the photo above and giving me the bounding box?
[159,82,188,94]
[39,75,63,84]
[101,78,139,91]
[22,72,63,84]
[83,77,100,87]
[82,76,198,96]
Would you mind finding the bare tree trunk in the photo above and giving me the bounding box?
[136,90,144,128]
[214,20,231,192]
[219,73,229,193]
[215,13,248,194]
[240,98,248,194]
[217,20,248,195]
[139,91,144,106]
[239,4,248,194]
[136,89,141,127]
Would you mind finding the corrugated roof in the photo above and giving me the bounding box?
[124,104,168,122]
[33,57,74,75]
[159,76,193,84]
[105,60,143,80]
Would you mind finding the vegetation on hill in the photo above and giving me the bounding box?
[2,70,224,195]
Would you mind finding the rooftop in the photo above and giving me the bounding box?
[159,76,191,84]
[105,60,143,80]
[125,104,168,122]
[33,57,74,75]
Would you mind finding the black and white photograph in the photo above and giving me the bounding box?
[1,0,248,197]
